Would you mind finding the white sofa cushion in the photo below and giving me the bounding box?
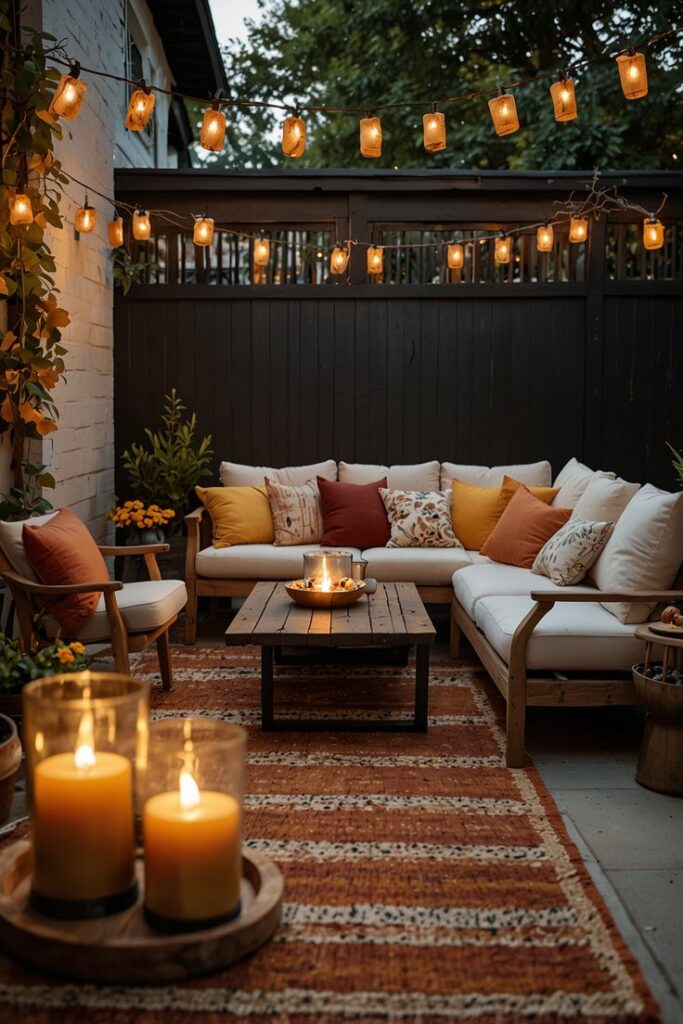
[363,546,472,585]
[219,460,337,487]
[473,595,642,671]
[453,563,596,618]
[552,458,616,509]
[0,511,58,579]
[590,484,683,624]
[196,544,362,580]
[440,461,551,490]
[339,461,440,491]
[571,475,640,525]
[44,580,187,643]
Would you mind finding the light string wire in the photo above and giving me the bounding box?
[12,23,683,116]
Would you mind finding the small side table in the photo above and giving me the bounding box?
[633,624,683,796]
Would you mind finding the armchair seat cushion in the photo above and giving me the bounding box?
[362,546,473,585]
[453,564,595,618]
[196,544,362,580]
[45,580,188,642]
[473,595,642,671]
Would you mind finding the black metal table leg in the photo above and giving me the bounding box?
[414,644,430,731]
[261,645,275,730]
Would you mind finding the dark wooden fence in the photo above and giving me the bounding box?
[114,169,683,492]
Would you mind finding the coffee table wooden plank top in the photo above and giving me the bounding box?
[226,582,436,648]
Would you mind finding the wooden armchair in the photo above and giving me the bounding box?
[0,543,186,691]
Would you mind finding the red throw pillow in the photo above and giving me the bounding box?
[317,476,389,548]
[480,486,571,569]
[23,508,110,636]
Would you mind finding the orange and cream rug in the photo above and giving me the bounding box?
[0,646,658,1023]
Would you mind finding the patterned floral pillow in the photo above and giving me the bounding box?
[532,518,613,585]
[265,479,322,545]
[379,489,462,549]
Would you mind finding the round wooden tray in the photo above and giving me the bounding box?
[0,839,283,983]
[648,620,683,638]
[285,579,366,609]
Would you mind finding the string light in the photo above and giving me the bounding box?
[200,99,226,153]
[494,233,511,263]
[49,62,87,119]
[367,246,383,274]
[254,236,270,266]
[569,216,588,242]
[537,223,554,251]
[282,114,306,157]
[193,216,214,246]
[108,211,124,246]
[447,243,464,269]
[550,74,578,121]
[132,208,151,240]
[75,195,96,233]
[423,105,446,152]
[488,88,519,136]
[125,85,155,131]
[360,115,382,158]
[617,50,648,99]
[643,217,664,249]
[330,246,349,274]
[9,193,33,225]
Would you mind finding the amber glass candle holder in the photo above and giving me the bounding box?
[142,718,247,933]
[22,672,149,919]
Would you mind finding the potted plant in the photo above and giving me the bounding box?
[110,500,175,545]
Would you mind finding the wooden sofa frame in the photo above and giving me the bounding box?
[451,581,683,768]
[184,506,452,644]
[0,544,177,690]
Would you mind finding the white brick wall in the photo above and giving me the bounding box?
[37,0,173,539]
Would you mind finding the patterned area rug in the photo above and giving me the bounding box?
[0,645,658,1023]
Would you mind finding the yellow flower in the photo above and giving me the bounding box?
[57,647,75,664]
[69,642,85,654]
[5,369,19,387]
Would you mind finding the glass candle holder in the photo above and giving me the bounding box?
[142,718,246,932]
[22,672,149,919]
[302,550,354,590]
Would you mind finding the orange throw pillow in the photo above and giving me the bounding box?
[23,508,109,636]
[480,486,571,568]
[496,475,559,514]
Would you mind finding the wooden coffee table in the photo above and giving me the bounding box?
[225,581,436,732]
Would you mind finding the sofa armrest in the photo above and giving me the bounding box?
[530,589,683,604]
[185,507,206,582]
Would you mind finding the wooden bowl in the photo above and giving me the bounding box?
[285,580,366,609]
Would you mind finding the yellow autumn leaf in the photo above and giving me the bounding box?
[41,294,71,331]
[34,212,47,229]
[0,395,15,423]
[36,416,58,436]
[1,330,17,351]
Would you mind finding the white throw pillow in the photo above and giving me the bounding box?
[591,484,683,624]
[0,510,59,579]
[379,489,462,549]
[532,519,614,586]
[440,461,551,490]
[265,479,323,546]
[553,457,615,488]
[551,458,616,509]
[339,461,440,491]
[572,476,640,527]
[220,459,337,487]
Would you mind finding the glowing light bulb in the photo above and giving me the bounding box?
[75,202,96,233]
[10,193,33,225]
[643,218,664,250]
[569,217,588,243]
[423,110,446,151]
[488,91,519,136]
[616,52,648,99]
[125,88,156,131]
[367,246,383,274]
[49,71,87,119]
[108,214,124,247]
[447,243,464,270]
[179,768,201,809]
[200,106,226,152]
[193,216,214,246]
[537,224,554,252]
[360,116,382,157]
[133,209,151,240]
[254,238,270,266]
[495,236,511,264]
[282,115,306,157]
[330,247,349,274]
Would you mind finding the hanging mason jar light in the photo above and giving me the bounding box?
[330,245,349,275]
[75,196,96,233]
[447,243,464,270]
[9,193,33,226]
[367,246,383,274]
[360,114,382,158]
[126,83,156,131]
[423,104,446,152]
[282,112,306,157]
[569,217,588,243]
[254,236,270,266]
[200,95,226,153]
[642,217,664,250]
[536,222,554,252]
[133,208,152,241]
[617,50,648,100]
[193,216,214,246]
[488,87,519,136]
[550,72,577,122]
[494,233,511,264]
[49,61,87,120]
[108,211,124,247]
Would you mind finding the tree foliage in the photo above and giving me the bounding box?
[207,0,682,171]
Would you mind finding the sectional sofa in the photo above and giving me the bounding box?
[185,456,683,765]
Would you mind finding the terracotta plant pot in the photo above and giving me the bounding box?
[0,712,21,824]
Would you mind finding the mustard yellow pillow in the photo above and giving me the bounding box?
[195,486,274,548]
[451,478,505,550]
[497,475,559,514]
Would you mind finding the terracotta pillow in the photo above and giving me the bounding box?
[22,508,110,636]
[496,475,559,514]
[318,476,389,548]
[480,486,572,568]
